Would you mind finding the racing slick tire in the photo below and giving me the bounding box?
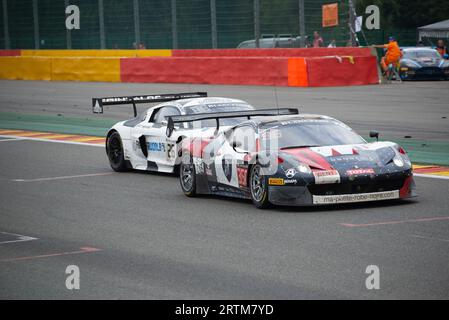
[180,153,197,197]
[106,131,128,172]
[249,164,271,209]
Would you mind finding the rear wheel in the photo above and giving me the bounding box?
[180,154,196,197]
[106,132,128,172]
[250,164,271,209]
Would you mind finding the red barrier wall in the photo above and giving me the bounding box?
[172,48,373,58]
[121,57,289,86]
[0,50,21,56]
[305,56,379,87]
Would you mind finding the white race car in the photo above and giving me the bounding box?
[92,92,257,173]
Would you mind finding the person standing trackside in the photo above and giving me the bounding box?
[313,31,324,48]
[372,36,402,72]
[436,39,448,58]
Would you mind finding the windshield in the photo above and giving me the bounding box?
[260,119,365,149]
[403,50,441,59]
[184,103,254,128]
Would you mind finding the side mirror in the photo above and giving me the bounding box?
[161,120,168,126]
[369,130,379,141]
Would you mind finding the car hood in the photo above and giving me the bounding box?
[402,57,442,67]
[279,141,407,173]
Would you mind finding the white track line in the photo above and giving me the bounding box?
[0,134,104,147]
[413,173,449,180]
[0,137,25,142]
[0,231,38,244]
[1,135,448,180]
[12,172,114,182]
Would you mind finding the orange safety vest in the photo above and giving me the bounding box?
[384,41,402,64]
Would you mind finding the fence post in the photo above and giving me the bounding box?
[298,0,305,47]
[349,0,357,46]
[133,0,140,47]
[210,0,217,48]
[98,0,105,49]
[2,0,10,49]
[254,0,260,48]
[171,0,177,49]
[32,0,39,49]
[64,0,72,49]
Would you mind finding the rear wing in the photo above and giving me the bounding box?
[166,108,299,137]
[92,92,208,117]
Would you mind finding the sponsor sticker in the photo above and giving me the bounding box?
[313,190,399,204]
[284,179,297,184]
[285,168,297,178]
[313,169,340,184]
[148,142,165,152]
[268,178,285,186]
[346,168,375,176]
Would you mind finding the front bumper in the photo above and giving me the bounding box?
[400,67,449,80]
[268,175,416,206]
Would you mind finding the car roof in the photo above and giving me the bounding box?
[146,97,252,115]
[402,47,438,53]
[176,97,248,108]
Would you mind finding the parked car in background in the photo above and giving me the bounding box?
[237,34,308,48]
[399,47,449,80]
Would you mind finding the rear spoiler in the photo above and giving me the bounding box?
[92,92,208,117]
[166,108,299,137]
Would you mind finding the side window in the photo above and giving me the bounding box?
[150,106,181,124]
[231,126,256,152]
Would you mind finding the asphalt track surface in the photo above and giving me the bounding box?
[0,80,449,299]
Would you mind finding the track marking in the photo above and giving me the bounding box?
[414,173,449,180]
[0,138,25,142]
[411,235,449,243]
[0,247,101,263]
[1,129,449,179]
[0,231,38,244]
[340,216,449,228]
[0,135,104,147]
[12,172,114,182]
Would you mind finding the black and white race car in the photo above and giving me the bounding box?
[173,110,417,208]
[92,92,256,173]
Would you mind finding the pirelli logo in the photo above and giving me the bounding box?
[268,178,285,186]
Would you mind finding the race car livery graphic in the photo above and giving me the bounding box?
[93,92,258,173]
[174,112,417,208]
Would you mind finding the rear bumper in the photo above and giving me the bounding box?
[268,176,416,206]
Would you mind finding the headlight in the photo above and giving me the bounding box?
[297,163,312,174]
[402,60,419,68]
[393,155,404,167]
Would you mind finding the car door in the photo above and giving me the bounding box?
[131,105,181,170]
[212,125,256,189]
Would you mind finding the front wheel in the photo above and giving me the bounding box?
[179,154,197,197]
[249,164,271,209]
